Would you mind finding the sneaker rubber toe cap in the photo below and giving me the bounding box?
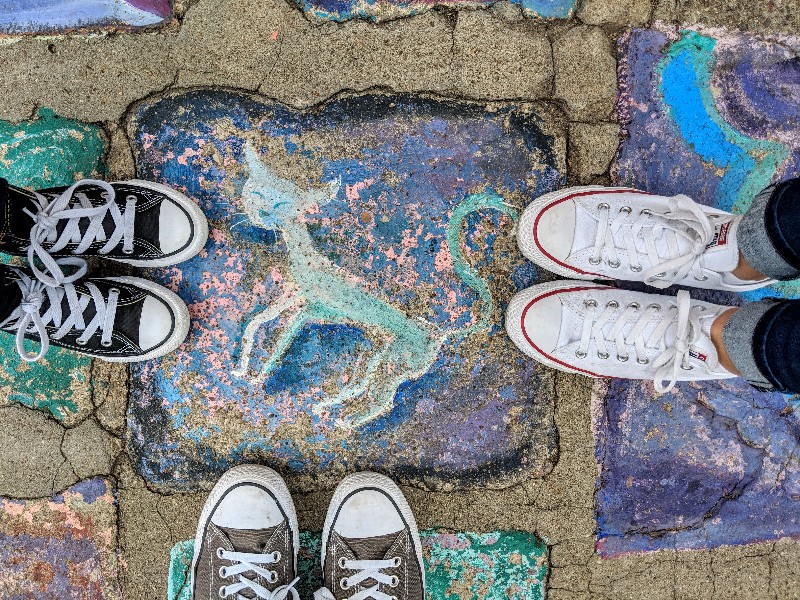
[158,200,194,254]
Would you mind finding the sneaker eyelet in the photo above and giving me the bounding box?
[271,551,281,562]
[122,247,134,255]
[218,587,228,599]
[597,202,611,210]
[126,194,137,202]
[656,272,666,278]
[619,206,632,214]
[101,340,113,348]
[640,209,652,216]
[584,299,597,308]
[219,567,227,578]
[392,557,402,567]
[216,548,225,559]
[338,557,348,569]
[75,338,88,346]
[598,351,609,359]
[109,287,120,295]
[389,575,399,587]
[628,302,640,310]
[617,354,629,362]
[681,364,694,371]
[648,304,661,311]
[588,257,602,265]
[608,260,621,268]
[340,578,351,590]
[630,265,642,272]
[606,300,619,308]
[268,571,278,583]
[637,357,650,365]
[575,350,588,359]
[694,274,709,281]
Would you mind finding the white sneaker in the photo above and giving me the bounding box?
[505,281,737,393]
[517,186,774,291]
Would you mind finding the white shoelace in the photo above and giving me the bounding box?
[217,548,299,600]
[591,195,717,289]
[0,268,119,362]
[577,290,716,393]
[24,179,136,286]
[314,558,401,600]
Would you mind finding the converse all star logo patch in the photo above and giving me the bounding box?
[706,221,732,249]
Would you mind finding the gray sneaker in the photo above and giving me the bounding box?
[314,473,425,600]
[191,465,300,600]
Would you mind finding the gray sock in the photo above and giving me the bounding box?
[739,185,800,281]
[722,301,777,390]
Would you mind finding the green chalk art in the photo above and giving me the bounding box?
[0,108,106,424]
[168,530,547,600]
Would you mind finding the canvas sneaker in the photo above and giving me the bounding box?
[315,473,425,600]
[505,280,737,393]
[517,186,774,292]
[0,264,189,363]
[191,465,300,600]
[0,177,208,285]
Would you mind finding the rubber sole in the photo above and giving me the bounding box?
[190,465,300,594]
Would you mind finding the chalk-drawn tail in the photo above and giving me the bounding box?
[447,191,519,338]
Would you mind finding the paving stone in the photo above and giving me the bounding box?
[453,11,553,99]
[653,0,800,34]
[0,108,106,426]
[0,478,121,598]
[92,362,130,436]
[553,26,618,121]
[0,0,171,34]
[296,0,578,22]
[0,404,69,497]
[578,0,652,26]
[167,530,548,599]
[62,418,121,480]
[127,90,564,492]
[569,122,619,182]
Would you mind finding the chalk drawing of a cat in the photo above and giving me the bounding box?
[233,144,517,427]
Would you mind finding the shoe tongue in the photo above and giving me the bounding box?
[217,523,283,554]
[700,218,739,273]
[0,270,22,322]
[341,532,401,561]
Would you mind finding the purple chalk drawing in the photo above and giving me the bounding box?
[598,26,800,556]
[0,0,171,34]
[128,91,564,491]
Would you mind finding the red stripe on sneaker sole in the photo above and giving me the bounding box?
[532,188,654,278]
[519,285,607,378]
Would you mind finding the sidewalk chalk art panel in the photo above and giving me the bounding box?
[0,108,106,425]
[597,26,800,556]
[128,91,564,492]
[0,0,171,34]
[168,530,548,600]
[0,478,122,599]
[298,0,577,22]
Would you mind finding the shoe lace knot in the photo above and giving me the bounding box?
[577,289,715,394]
[24,179,137,286]
[216,548,299,600]
[0,267,120,362]
[592,194,717,289]
[314,557,401,600]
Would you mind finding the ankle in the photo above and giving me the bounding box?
[732,251,768,281]
[711,307,741,376]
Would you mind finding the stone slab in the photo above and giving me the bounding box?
[296,0,576,22]
[128,90,565,491]
[0,0,171,34]
[0,478,121,599]
[168,530,548,600]
[0,108,106,425]
[598,26,800,557]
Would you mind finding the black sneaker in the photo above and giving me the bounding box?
[192,465,300,600]
[0,177,208,285]
[0,264,190,362]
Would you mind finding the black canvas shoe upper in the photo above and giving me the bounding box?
[0,264,189,362]
[0,179,207,285]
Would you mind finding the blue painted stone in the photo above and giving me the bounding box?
[297,0,577,22]
[600,27,800,556]
[129,91,564,491]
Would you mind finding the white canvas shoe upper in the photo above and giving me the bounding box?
[518,186,774,292]
[505,281,737,393]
